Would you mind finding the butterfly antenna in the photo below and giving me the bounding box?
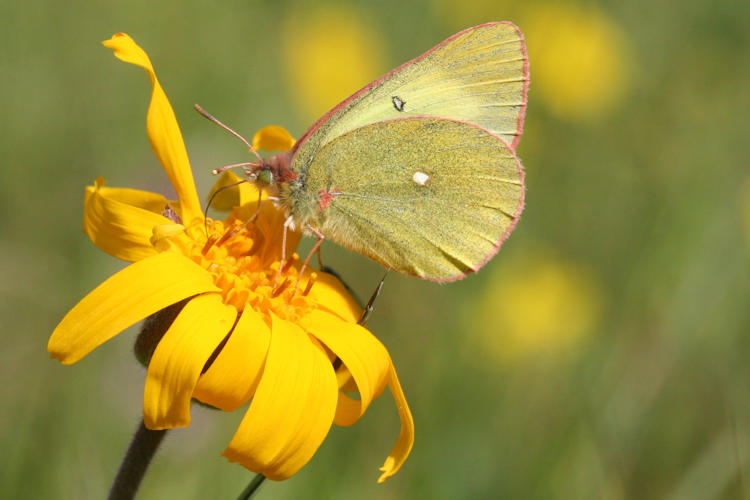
[211,162,260,176]
[203,179,249,236]
[194,104,264,164]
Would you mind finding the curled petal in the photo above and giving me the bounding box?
[378,363,415,483]
[306,272,362,323]
[101,33,153,71]
[252,126,296,152]
[193,307,271,411]
[48,252,220,365]
[102,33,202,226]
[84,178,171,262]
[223,314,337,480]
[302,309,388,425]
[144,293,237,429]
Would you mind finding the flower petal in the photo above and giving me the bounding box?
[102,33,202,226]
[222,313,338,480]
[192,307,271,411]
[302,309,388,425]
[83,177,171,262]
[207,171,264,212]
[252,126,296,152]
[377,363,415,483]
[48,252,220,364]
[144,293,237,429]
[149,222,195,256]
[307,271,362,323]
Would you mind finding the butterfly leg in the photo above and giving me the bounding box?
[274,215,296,293]
[247,195,278,224]
[332,273,388,370]
[293,226,325,295]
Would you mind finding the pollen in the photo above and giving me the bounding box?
[187,217,315,319]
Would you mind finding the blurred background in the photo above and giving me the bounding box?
[2,0,749,498]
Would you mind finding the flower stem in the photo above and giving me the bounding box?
[236,474,267,500]
[108,419,168,500]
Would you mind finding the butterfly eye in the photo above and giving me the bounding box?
[256,169,274,185]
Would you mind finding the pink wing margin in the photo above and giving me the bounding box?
[290,21,530,156]
[424,122,525,283]
[507,22,529,150]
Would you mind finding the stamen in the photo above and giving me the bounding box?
[302,272,318,296]
[272,277,291,298]
[217,222,241,246]
[201,233,220,255]
[282,253,298,273]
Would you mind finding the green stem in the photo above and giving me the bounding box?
[108,419,168,500]
[236,474,267,500]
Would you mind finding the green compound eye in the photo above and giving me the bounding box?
[256,169,274,185]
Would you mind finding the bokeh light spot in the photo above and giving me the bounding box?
[470,250,604,363]
[280,6,386,122]
[523,4,632,121]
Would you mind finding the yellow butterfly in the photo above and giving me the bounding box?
[221,22,529,281]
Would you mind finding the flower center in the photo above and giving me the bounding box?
[187,216,316,320]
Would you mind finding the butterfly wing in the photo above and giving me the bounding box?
[290,22,528,177]
[287,117,524,281]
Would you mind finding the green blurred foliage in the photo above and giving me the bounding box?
[2,0,749,498]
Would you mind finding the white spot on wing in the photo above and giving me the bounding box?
[412,171,430,186]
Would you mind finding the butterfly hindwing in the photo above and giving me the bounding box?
[288,117,524,281]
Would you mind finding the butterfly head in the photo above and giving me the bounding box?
[246,163,275,187]
[248,152,297,188]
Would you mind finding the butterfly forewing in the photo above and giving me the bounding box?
[291,22,528,176]
[289,117,524,281]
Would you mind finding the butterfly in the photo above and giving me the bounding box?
[207,22,528,282]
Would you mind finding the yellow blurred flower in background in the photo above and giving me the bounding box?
[523,3,632,121]
[470,250,604,362]
[280,6,385,121]
[48,33,412,483]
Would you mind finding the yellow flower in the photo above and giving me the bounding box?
[48,33,413,483]
[280,6,385,122]
[470,250,603,362]
[523,3,632,121]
